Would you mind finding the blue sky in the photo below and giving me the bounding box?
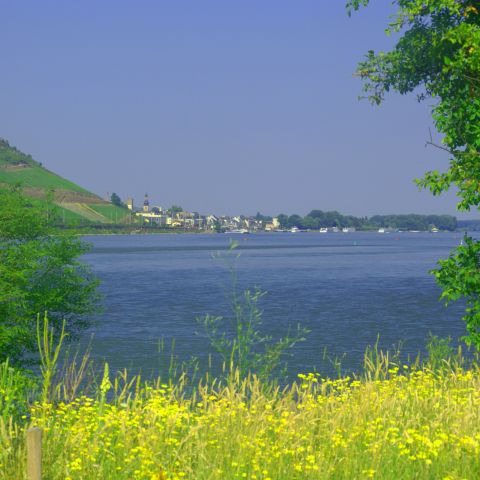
[1,1,475,218]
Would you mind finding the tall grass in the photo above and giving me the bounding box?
[1,342,480,479]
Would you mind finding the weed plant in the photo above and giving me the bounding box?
[197,241,308,383]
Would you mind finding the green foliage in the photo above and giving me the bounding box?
[110,192,125,208]
[286,214,304,228]
[213,219,226,233]
[0,187,100,365]
[347,0,479,207]
[276,213,289,228]
[197,243,308,380]
[255,211,272,222]
[0,139,107,226]
[0,138,37,167]
[0,139,89,194]
[433,235,480,347]
[370,214,457,231]
[425,334,457,371]
[458,219,480,231]
[0,359,36,422]
[278,210,456,231]
[0,187,49,239]
[349,0,480,347]
[169,205,183,213]
[37,314,68,405]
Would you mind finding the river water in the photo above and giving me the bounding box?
[81,231,472,378]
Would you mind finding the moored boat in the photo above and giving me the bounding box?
[225,229,249,234]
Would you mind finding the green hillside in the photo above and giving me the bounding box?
[89,204,132,222]
[0,138,132,225]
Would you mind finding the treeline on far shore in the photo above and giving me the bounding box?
[56,211,461,233]
[274,211,458,231]
[457,220,480,231]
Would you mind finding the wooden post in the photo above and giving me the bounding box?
[26,427,42,480]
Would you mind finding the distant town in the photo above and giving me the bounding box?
[123,193,278,233]
[120,193,462,233]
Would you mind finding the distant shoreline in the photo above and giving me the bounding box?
[65,228,472,237]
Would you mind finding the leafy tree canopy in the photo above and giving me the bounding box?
[0,187,100,364]
[110,192,125,208]
[348,0,480,347]
[347,0,480,209]
[278,210,456,231]
[277,213,289,228]
[169,205,183,213]
[255,212,273,222]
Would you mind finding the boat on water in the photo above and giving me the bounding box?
[225,229,249,234]
[319,227,328,233]
[342,227,349,233]
[431,227,439,233]
[290,226,299,233]
[378,228,385,233]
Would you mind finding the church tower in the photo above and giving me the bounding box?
[143,193,150,212]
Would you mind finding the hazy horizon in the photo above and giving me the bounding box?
[2,1,478,219]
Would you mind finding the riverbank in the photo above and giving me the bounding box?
[57,225,212,235]
[57,225,466,236]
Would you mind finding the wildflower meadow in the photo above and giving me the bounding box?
[1,356,480,479]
